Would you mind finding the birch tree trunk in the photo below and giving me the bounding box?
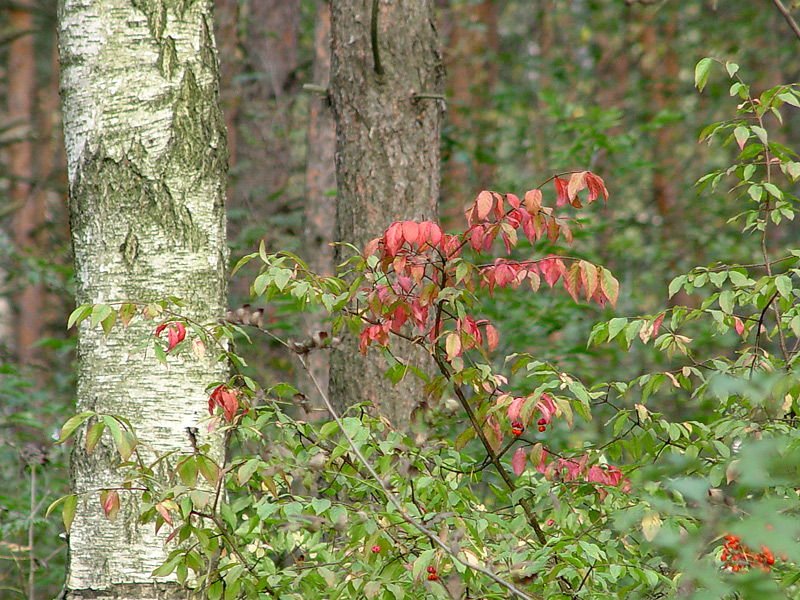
[328,0,444,429]
[58,0,228,598]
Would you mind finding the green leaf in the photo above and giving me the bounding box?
[67,304,93,329]
[751,125,768,145]
[56,411,95,443]
[725,61,739,77]
[62,494,77,533]
[694,58,713,92]
[118,303,137,328]
[100,310,117,336]
[90,304,113,328]
[85,421,105,455]
[775,274,792,299]
[733,126,749,149]
[237,458,260,486]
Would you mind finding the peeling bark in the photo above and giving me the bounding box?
[58,0,228,597]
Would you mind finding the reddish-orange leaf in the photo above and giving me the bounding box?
[567,171,588,205]
[364,237,380,257]
[547,219,561,243]
[652,313,664,337]
[392,255,407,275]
[492,192,505,220]
[524,189,542,215]
[445,333,462,362]
[554,177,569,206]
[485,323,499,352]
[512,447,527,476]
[156,501,173,526]
[600,268,620,308]
[402,221,419,246]
[470,225,485,251]
[506,193,521,208]
[564,262,581,302]
[585,172,609,204]
[476,190,493,221]
[167,322,186,352]
[734,316,745,336]
[507,395,524,421]
[385,222,404,256]
[100,490,120,523]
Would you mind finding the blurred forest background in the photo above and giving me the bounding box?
[2,0,800,597]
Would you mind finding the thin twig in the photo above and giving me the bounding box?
[296,354,537,600]
[771,0,800,43]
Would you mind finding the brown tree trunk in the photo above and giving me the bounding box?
[230,0,300,233]
[8,0,43,365]
[441,0,498,224]
[302,0,337,408]
[328,0,444,429]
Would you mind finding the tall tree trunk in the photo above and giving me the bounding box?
[441,0,498,225]
[9,0,42,365]
[58,0,228,597]
[328,0,444,429]
[302,0,337,407]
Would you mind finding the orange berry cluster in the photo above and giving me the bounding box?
[511,421,524,436]
[426,565,438,581]
[720,535,775,573]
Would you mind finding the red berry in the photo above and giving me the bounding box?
[427,573,438,581]
[427,566,436,574]
[371,545,381,553]
[538,425,546,432]
[537,418,546,425]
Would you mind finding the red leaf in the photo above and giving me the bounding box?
[485,323,499,352]
[402,221,419,246]
[734,316,745,337]
[385,222,404,256]
[539,255,565,288]
[167,322,186,352]
[507,396,524,421]
[476,190,493,221]
[585,172,609,205]
[364,237,380,257]
[155,323,168,336]
[512,447,527,476]
[564,263,581,303]
[567,171,588,206]
[554,177,569,206]
[390,305,408,332]
[652,313,664,337]
[470,225,486,251]
[156,501,173,526]
[524,189,542,215]
[100,490,120,523]
[411,299,429,330]
[506,193,520,208]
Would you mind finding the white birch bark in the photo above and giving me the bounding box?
[58,0,228,597]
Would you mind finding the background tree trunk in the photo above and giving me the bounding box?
[302,0,337,408]
[328,0,444,428]
[58,0,228,597]
[8,0,42,365]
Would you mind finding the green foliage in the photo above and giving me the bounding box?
[54,66,800,600]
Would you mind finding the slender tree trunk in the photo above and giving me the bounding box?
[302,0,337,407]
[9,0,42,365]
[58,0,228,597]
[328,0,444,428]
[441,0,498,225]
